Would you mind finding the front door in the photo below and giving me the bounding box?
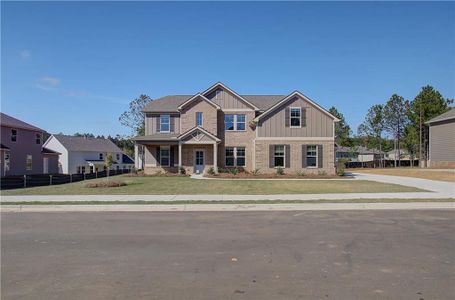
[194,150,205,174]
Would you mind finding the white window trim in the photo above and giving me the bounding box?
[11,128,17,142]
[306,145,318,169]
[196,112,203,127]
[225,146,246,167]
[160,146,170,167]
[290,107,302,128]
[225,114,246,132]
[160,115,171,133]
[274,145,286,168]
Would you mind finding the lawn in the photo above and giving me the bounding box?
[0,175,425,195]
[354,168,455,182]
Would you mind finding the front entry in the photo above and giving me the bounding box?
[194,149,205,174]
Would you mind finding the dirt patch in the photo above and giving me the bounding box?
[85,181,128,188]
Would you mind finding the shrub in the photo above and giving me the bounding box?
[218,168,229,173]
[179,166,186,175]
[296,170,306,177]
[252,168,260,176]
[276,167,285,175]
[318,170,327,176]
[336,158,348,176]
[85,181,127,188]
[207,167,216,175]
[229,168,239,176]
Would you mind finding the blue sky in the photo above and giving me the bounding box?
[2,1,454,137]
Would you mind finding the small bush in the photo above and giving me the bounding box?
[229,168,239,176]
[276,167,285,175]
[318,170,327,176]
[252,168,260,176]
[179,166,186,175]
[85,181,127,188]
[296,170,306,177]
[336,158,348,176]
[207,167,216,175]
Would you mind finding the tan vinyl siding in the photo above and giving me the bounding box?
[429,119,455,163]
[206,88,252,109]
[257,95,334,138]
[145,114,180,135]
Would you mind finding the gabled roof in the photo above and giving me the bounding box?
[177,94,220,110]
[426,108,455,124]
[0,112,44,132]
[253,91,340,122]
[42,147,61,155]
[178,126,221,142]
[202,82,260,110]
[51,134,122,152]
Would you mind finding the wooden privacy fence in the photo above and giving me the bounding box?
[0,169,132,190]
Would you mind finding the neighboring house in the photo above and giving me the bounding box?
[134,82,340,175]
[43,134,134,174]
[335,145,357,162]
[0,112,60,176]
[426,108,455,168]
[336,145,385,163]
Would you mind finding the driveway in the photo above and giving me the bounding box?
[2,211,454,299]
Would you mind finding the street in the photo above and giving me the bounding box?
[2,210,454,299]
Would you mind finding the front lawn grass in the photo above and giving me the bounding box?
[0,175,425,195]
[355,168,455,182]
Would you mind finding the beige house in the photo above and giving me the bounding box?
[134,82,339,175]
[426,108,455,168]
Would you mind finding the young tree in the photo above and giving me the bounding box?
[329,106,352,146]
[407,85,453,167]
[384,94,408,167]
[360,104,385,167]
[356,124,369,168]
[402,125,419,167]
[119,95,153,136]
[105,153,114,179]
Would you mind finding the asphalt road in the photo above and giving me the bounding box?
[2,210,454,300]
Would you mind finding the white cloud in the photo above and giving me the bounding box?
[20,50,31,60]
[36,76,61,91]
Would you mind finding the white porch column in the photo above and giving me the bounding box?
[178,142,182,170]
[213,142,218,173]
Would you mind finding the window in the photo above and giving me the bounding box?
[160,115,170,132]
[290,107,301,127]
[306,145,317,167]
[89,166,94,173]
[11,129,17,142]
[225,148,235,166]
[99,153,104,160]
[26,155,32,170]
[224,114,246,131]
[116,153,120,160]
[160,146,170,167]
[196,112,203,127]
[35,133,41,144]
[4,154,10,172]
[81,166,86,174]
[225,147,246,167]
[274,145,285,167]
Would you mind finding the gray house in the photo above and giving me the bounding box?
[0,113,60,176]
[426,108,455,168]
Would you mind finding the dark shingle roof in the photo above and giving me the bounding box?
[53,134,122,152]
[122,154,134,164]
[142,95,287,112]
[1,143,10,150]
[426,108,455,124]
[0,112,44,132]
[42,147,60,155]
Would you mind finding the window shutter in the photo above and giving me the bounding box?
[156,117,160,133]
[285,145,291,168]
[302,108,307,127]
[156,147,161,166]
[318,145,323,168]
[302,145,307,168]
[170,146,174,166]
[170,116,175,133]
[269,145,275,168]
[285,107,290,127]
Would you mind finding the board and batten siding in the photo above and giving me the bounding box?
[206,88,252,110]
[257,96,334,138]
[145,114,180,135]
[429,119,455,162]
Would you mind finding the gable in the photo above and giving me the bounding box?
[178,94,220,111]
[203,82,258,110]
[179,127,220,144]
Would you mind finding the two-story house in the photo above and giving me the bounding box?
[43,134,134,174]
[134,82,339,175]
[0,112,60,176]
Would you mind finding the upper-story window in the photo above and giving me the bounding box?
[196,112,203,127]
[11,129,17,142]
[99,153,104,160]
[35,133,41,144]
[160,115,170,133]
[224,114,246,131]
[116,153,120,160]
[290,107,301,127]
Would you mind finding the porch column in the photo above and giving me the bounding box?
[213,142,218,173]
[178,142,182,170]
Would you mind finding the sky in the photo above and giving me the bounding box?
[2,1,454,137]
